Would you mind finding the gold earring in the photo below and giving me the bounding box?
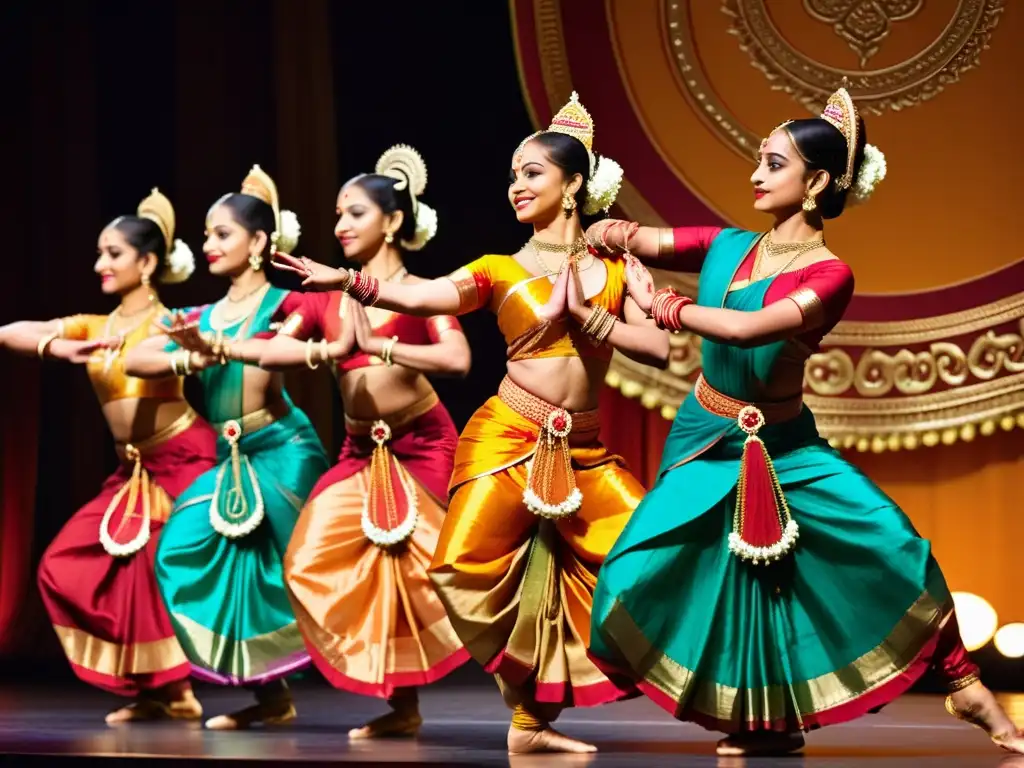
[802,193,817,212]
[249,251,263,271]
[141,272,150,286]
[384,232,395,244]
[562,192,576,218]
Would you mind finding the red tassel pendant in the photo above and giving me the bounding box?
[728,406,799,565]
[362,420,419,548]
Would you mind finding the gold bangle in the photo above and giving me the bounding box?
[581,306,604,336]
[595,312,617,345]
[180,350,193,376]
[319,338,329,364]
[658,228,675,256]
[381,335,399,367]
[305,338,320,370]
[170,353,181,376]
[37,332,59,360]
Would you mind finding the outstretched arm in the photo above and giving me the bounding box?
[588,220,720,273]
[123,333,214,378]
[0,318,115,362]
[271,254,462,316]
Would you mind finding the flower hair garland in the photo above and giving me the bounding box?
[401,201,438,252]
[274,209,301,254]
[162,239,195,284]
[583,155,624,215]
[850,144,886,205]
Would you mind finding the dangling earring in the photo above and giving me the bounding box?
[802,193,817,212]
[249,251,264,271]
[384,232,395,245]
[141,272,155,302]
[562,192,576,218]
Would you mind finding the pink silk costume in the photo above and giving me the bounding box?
[36,308,218,694]
[430,252,643,712]
[278,291,470,698]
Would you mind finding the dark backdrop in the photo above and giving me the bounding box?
[0,0,531,670]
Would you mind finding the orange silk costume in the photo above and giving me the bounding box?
[278,292,470,698]
[36,306,218,693]
[429,253,643,710]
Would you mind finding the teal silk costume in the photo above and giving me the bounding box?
[591,229,965,733]
[155,286,329,685]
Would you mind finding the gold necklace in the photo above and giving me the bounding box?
[213,283,270,328]
[527,235,591,276]
[753,231,825,281]
[227,281,269,303]
[102,303,159,372]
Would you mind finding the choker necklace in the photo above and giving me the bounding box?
[527,235,591,276]
[227,282,268,303]
[753,230,825,281]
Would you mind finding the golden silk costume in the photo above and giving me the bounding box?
[429,253,643,709]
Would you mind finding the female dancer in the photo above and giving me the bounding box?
[260,145,472,739]
[0,190,214,724]
[124,166,329,730]
[274,93,669,754]
[586,86,1024,757]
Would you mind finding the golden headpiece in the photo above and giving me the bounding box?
[238,164,300,254]
[136,188,174,252]
[819,86,859,191]
[513,91,623,215]
[375,144,428,214]
[241,164,281,234]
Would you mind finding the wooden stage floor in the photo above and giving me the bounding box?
[2,679,1024,767]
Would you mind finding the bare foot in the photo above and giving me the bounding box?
[106,689,203,725]
[948,682,1024,754]
[716,732,805,757]
[348,708,423,740]
[507,724,598,755]
[204,701,296,730]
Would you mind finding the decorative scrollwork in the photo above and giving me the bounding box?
[803,0,924,68]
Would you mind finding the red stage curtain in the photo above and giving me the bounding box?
[599,388,671,489]
[0,360,39,653]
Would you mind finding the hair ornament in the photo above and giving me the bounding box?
[515,91,623,213]
[136,187,194,283]
[240,165,300,254]
[375,144,437,250]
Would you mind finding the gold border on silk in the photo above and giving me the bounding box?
[601,590,949,726]
[53,625,187,677]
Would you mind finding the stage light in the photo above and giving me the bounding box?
[995,624,1024,659]
[952,592,998,651]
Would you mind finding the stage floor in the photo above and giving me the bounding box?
[2,681,1023,767]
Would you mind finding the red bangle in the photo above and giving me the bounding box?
[347,271,380,306]
[651,287,693,331]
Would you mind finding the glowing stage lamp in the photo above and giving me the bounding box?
[994,624,1024,659]
[951,592,998,651]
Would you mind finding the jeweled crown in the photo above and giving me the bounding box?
[548,91,594,153]
[136,187,174,251]
[819,85,858,190]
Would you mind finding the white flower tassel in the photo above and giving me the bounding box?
[583,155,624,215]
[162,239,195,284]
[401,201,438,252]
[275,209,302,254]
[850,144,886,205]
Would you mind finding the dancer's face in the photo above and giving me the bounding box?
[508,139,580,225]
[333,183,401,264]
[203,204,266,276]
[751,130,814,214]
[94,227,154,296]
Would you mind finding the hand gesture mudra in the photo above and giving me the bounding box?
[566,258,589,321]
[623,253,656,314]
[347,301,384,356]
[536,264,570,323]
[271,252,348,292]
[159,311,212,354]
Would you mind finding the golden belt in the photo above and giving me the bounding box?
[693,375,801,566]
[213,399,291,439]
[497,376,595,520]
[344,391,439,438]
[104,408,198,558]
